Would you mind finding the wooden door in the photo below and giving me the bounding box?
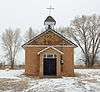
[43,58,56,75]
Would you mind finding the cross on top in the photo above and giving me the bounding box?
[47,5,54,15]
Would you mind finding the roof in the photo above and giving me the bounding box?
[44,16,56,25]
[37,46,64,55]
[22,29,78,48]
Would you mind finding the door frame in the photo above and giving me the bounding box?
[39,52,61,77]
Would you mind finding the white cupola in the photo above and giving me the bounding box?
[44,16,56,30]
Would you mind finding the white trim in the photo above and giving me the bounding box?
[37,46,64,55]
[23,45,75,48]
[43,53,57,58]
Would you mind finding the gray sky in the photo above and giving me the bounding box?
[0,0,100,32]
[0,0,100,64]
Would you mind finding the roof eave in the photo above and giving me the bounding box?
[22,29,78,48]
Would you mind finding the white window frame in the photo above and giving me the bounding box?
[43,53,57,58]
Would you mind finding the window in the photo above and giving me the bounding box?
[43,54,57,58]
[47,54,53,58]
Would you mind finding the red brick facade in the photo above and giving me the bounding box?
[23,30,77,77]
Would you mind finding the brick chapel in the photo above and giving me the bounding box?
[22,16,77,77]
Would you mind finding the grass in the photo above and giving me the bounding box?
[0,78,28,91]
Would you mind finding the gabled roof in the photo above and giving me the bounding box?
[38,46,64,55]
[22,29,78,48]
[44,16,56,25]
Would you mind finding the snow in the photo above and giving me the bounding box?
[0,69,100,92]
[0,69,24,79]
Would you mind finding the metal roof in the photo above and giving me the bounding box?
[44,16,56,25]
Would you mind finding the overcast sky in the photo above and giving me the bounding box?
[0,0,100,32]
[0,0,100,64]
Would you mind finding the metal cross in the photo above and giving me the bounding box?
[47,5,54,15]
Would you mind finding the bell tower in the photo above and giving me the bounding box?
[44,0,56,30]
[44,16,56,30]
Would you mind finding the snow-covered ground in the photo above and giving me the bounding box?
[0,69,24,79]
[0,69,100,92]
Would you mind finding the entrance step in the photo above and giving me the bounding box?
[43,76,62,78]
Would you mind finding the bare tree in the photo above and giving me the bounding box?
[1,28,21,69]
[24,27,36,42]
[56,27,71,38]
[67,15,100,67]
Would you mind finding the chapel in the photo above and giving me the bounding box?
[22,15,77,77]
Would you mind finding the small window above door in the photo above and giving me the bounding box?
[47,54,53,58]
[44,54,57,58]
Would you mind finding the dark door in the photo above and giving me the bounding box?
[43,58,56,75]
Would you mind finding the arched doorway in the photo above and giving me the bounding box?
[43,54,57,76]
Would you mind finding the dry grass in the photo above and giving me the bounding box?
[0,78,28,92]
[74,72,81,77]
[74,64,100,69]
